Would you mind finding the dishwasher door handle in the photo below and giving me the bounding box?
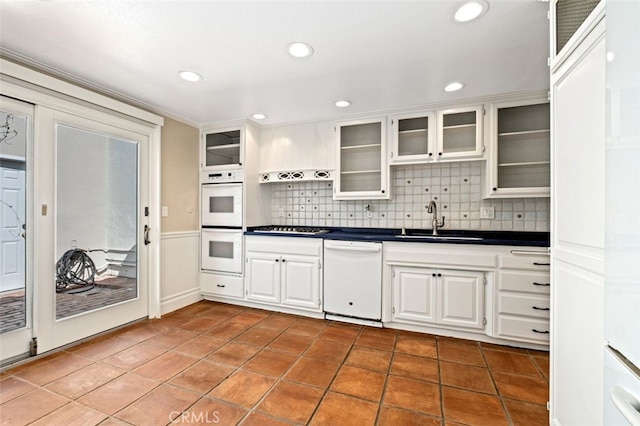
[325,243,381,253]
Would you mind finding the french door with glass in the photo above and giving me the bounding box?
[0,91,155,364]
[0,96,34,364]
[34,107,151,353]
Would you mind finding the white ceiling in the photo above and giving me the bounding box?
[0,0,550,127]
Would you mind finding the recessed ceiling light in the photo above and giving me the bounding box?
[444,82,464,92]
[454,1,488,23]
[288,42,314,58]
[334,100,351,108]
[178,70,203,82]
[251,113,267,120]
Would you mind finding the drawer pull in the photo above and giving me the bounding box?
[532,329,550,334]
[216,284,226,288]
[532,306,550,311]
[533,282,551,286]
[510,250,548,255]
[533,262,550,266]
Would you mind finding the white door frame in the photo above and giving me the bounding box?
[1,60,163,356]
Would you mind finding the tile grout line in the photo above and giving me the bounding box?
[480,344,516,426]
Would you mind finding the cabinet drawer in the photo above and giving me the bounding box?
[497,315,550,343]
[246,236,323,257]
[499,270,550,294]
[200,273,244,298]
[499,251,550,271]
[498,293,550,318]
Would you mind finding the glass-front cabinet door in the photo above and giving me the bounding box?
[334,117,389,200]
[486,98,550,198]
[390,111,436,164]
[202,127,243,169]
[436,106,484,161]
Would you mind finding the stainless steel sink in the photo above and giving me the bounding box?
[395,235,483,241]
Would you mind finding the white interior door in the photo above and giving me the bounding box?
[0,96,34,364]
[34,106,151,354]
[1,165,25,292]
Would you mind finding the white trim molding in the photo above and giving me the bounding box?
[160,231,201,315]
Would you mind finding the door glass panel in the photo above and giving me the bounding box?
[442,111,477,154]
[0,110,28,334]
[56,125,138,319]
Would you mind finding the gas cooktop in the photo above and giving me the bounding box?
[252,226,330,235]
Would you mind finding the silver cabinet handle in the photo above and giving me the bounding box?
[325,243,381,253]
[610,386,640,425]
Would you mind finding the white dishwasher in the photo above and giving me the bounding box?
[323,240,382,322]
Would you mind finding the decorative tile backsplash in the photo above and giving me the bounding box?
[270,162,549,232]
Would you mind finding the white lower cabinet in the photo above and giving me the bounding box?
[281,255,321,310]
[246,253,281,304]
[245,236,322,313]
[393,266,485,331]
[494,249,551,344]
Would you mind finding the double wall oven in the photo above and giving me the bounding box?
[201,170,244,275]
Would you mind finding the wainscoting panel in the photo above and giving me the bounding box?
[160,231,201,315]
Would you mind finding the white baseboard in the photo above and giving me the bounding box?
[161,287,203,315]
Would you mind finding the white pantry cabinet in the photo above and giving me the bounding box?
[392,266,485,331]
[389,106,484,165]
[550,2,605,424]
[486,97,550,198]
[245,236,322,312]
[334,117,389,200]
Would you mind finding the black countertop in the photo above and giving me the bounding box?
[245,226,550,247]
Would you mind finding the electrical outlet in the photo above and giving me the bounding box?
[480,206,495,219]
[161,206,169,217]
[278,208,284,217]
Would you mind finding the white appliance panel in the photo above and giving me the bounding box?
[605,1,640,424]
[201,228,243,274]
[323,240,382,320]
[201,183,243,227]
[605,347,640,426]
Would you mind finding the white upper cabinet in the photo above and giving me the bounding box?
[390,106,484,165]
[334,117,389,200]
[259,121,335,183]
[389,111,436,164]
[437,106,484,161]
[485,98,550,198]
[201,126,244,170]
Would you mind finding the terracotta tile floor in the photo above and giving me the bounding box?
[0,301,550,425]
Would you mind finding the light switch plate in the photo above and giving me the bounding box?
[161,206,169,217]
[480,206,495,219]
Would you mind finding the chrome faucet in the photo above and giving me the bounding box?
[427,201,445,235]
